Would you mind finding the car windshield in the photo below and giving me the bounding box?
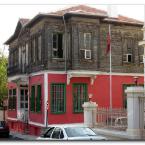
[0,121,5,127]
[65,127,96,137]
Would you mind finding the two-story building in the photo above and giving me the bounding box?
[5,5,144,136]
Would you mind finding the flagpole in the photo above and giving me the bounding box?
[109,24,112,110]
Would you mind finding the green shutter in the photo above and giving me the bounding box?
[30,86,35,112]
[36,85,41,112]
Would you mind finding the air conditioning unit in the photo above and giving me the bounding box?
[80,49,91,59]
[123,54,132,63]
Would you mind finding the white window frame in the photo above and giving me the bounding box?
[139,55,143,64]
[123,53,132,63]
[84,33,91,49]
[80,49,91,60]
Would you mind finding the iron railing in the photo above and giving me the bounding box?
[96,107,127,131]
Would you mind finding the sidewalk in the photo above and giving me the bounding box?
[10,131,37,140]
[93,128,129,140]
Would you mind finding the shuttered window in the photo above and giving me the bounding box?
[51,83,66,114]
[8,89,16,110]
[73,83,88,113]
[30,84,42,113]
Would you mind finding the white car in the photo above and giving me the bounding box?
[37,124,107,141]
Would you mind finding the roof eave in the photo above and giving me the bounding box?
[64,12,108,19]
[103,19,144,26]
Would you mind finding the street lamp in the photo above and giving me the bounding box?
[133,76,139,86]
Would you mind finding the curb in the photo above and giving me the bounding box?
[10,131,37,140]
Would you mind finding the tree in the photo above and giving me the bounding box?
[0,52,8,109]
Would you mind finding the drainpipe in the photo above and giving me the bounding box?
[63,15,67,73]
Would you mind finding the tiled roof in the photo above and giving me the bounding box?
[50,5,107,17]
[104,15,143,25]
[49,5,143,25]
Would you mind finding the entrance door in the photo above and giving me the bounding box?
[20,87,28,122]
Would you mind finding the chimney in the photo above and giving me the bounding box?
[107,5,118,18]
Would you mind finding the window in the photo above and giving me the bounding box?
[84,33,91,49]
[123,54,132,63]
[51,127,63,139]
[20,89,28,109]
[80,49,91,59]
[8,89,16,110]
[139,55,143,64]
[52,33,63,58]
[31,38,36,63]
[73,84,88,113]
[44,127,55,138]
[30,85,42,112]
[38,35,42,61]
[25,43,28,65]
[51,83,66,114]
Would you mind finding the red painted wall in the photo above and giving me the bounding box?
[7,82,17,119]
[93,75,143,108]
[47,74,144,124]
[8,73,144,136]
[48,74,92,124]
[29,74,44,124]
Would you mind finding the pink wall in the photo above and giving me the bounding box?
[29,74,44,124]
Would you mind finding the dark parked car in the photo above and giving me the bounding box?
[0,121,9,137]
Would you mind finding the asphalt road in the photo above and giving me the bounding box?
[0,135,23,141]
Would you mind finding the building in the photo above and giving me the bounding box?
[5,5,144,136]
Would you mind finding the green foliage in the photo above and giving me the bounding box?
[0,52,8,106]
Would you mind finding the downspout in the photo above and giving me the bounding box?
[63,15,67,73]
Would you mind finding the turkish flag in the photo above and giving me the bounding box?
[106,32,111,55]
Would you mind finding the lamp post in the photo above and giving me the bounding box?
[133,76,139,86]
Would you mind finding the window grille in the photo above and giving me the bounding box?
[8,89,16,110]
[51,83,66,114]
[73,83,88,113]
[30,85,42,113]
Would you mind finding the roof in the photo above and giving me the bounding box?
[5,5,143,45]
[104,15,143,25]
[49,5,143,25]
[50,5,107,17]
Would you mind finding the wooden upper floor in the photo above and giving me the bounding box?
[5,5,144,77]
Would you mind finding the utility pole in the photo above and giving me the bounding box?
[46,101,49,128]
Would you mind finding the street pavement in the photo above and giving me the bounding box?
[0,135,24,140]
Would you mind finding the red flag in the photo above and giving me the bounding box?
[106,32,111,55]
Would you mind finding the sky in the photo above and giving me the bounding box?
[0,0,145,56]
